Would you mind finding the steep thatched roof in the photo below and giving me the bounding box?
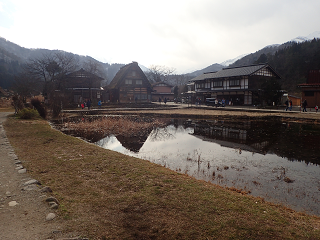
[108,62,151,90]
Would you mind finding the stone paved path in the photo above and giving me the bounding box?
[0,112,65,240]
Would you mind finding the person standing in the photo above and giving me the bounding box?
[289,99,293,111]
[87,99,91,110]
[98,100,102,109]
[285,99,289,111]
[302,99,308,112]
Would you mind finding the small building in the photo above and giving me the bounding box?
[298,70,320,108]
[151,82,174,102]
[189,63,281,106]
[108,62,152,103]
[288,95,301,107]
[65,68,104,104]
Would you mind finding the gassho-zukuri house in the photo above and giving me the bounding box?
[189,63,281,105]
[107,61,152,103]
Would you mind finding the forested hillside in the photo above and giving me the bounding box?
[0,37,124,90]
[267,39,320,93]
[231,39,320,93]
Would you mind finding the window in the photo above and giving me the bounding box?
[125,79,132,84]
[305,91,314,96]
[132,71,136,76]
[196,83,205,89]
[136,80,142,85]
[229,79,240,86]
[213,81,223,87]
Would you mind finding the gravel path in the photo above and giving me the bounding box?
[0,112,65,240]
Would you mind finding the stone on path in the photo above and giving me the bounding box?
[46,197,59,204]
[15,165,23,170]
[40,186,53,193]
[22,184,39,191]
[49,202,59,210]
[23,179,40,186]
[46,213,56,221]
[8,201,18,207]
[18,168,26,174]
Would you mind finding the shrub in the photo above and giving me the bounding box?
[11,95,24,114]
[16,108,40,119]
[31,98,47,119]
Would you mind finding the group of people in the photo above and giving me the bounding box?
[80,99,102,110]
[301,99,318,113]
[81,99,91,110]
[159,97,167,104]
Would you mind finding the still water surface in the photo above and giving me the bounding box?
[95,119,320,216]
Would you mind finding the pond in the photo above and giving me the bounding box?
[93,118,320,216]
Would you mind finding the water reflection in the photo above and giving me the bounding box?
[95,119,320,216]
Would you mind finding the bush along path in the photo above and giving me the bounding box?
[3,113,320,239]
[0,113,86,240]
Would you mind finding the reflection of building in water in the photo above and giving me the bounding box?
[250,141,270,152]
[193,120,271,154]
[116,125,156,153]
[206,126,247,142]
[192,120,320,164]
[116,132,151,153]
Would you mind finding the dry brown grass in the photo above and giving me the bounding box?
[0,107,14,112]
[64,116,168,142]
[4,117,320,240]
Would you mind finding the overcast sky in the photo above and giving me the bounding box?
[0,0,320,73]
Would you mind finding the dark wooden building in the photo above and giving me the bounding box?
[108,62,152,103]
[189,64,281,105]
[65,68,104,104]
[298,69,320,108]
[151,82,174,102]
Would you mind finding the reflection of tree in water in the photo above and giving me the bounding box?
[148,125,190,142]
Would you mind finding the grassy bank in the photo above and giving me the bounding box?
[4,117,320,239]
[0,107,14,112]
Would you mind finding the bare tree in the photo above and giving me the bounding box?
[82,58,102,76]
[170,74,192,87]
[82,58,109,87]
[17,52,79,117]
[12,73,39,102]
[145,65,176,83]
[23,52,79,96]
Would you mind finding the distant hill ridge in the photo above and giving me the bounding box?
[1,31,320,92]
[189,31,320,76]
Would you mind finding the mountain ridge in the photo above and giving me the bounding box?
[189,31,320,76]
[1,31,320,90]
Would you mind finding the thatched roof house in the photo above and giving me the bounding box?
[108,62,152,103]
